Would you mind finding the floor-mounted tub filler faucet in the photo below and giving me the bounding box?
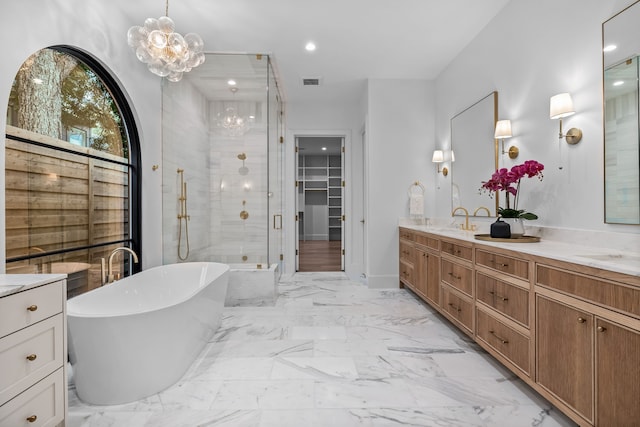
[101,247,139,285]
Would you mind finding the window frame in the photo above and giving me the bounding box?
[5,45,142,273]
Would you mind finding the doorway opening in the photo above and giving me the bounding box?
[296,136,344,271]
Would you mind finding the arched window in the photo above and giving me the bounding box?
[5,46,141,298]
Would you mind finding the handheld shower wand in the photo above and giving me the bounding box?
[177,168,190,260]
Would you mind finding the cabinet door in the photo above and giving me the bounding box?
[536,295,593,422]
[596,319,640,427]
[415,248,440,307]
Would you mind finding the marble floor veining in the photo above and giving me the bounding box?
[67,273,577,427]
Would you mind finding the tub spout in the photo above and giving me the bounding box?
[105,247,139,284]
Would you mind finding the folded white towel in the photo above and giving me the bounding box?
[409,194,424,217]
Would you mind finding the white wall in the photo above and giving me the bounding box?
[285,99,365,277]
[0,0,164,272]
[366,79,435,288]
[433,0,640,237]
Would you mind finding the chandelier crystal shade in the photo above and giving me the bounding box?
[127,0,205,82]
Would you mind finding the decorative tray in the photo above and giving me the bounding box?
[474,234,540,243]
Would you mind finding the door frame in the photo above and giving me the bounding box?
[285,129,351,276]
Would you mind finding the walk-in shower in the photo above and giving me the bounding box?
[162,53,284,282]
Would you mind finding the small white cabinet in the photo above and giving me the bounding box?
[0,275,67,427]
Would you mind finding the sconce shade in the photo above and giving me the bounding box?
[550,93,575,119]
[432,150,444,163]
[494,120,513,139]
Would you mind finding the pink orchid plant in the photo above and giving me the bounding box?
[480,160,544,220]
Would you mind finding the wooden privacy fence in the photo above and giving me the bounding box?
[5,125,129,293]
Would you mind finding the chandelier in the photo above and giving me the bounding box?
[127,0,205,82]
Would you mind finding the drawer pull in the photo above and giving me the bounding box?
[27,415,37,423]
[577,317,586,323]
[448,303,461,312]
[597,326,607,333]
[26,354,37,361]
[489,259,509,267]
[489,330,509,344]
[27,304,38,312]
[488,291,508,302]
[448,272,462,280]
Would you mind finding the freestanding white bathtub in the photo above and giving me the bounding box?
[67,262,229,405]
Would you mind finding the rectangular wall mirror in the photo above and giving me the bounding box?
[603,0,640,224]
[451,91,498,216]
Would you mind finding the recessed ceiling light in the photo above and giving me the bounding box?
[305,42,316,52]
[321,146,327,151]
[227,79,237,86]
[603,44,617,52]
[613,80,624,86]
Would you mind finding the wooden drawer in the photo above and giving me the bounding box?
[0,314,64,405]
[537,264,640,319]
[441,259,473,296]
[476,272,529,327]
[0,368,64,427]
[399,228,414,241]
[414,233,439,251]
[475,249,529,280]
[441,285,473,333]
[400,261,414,287]
[441,240,472,261]
[399,241,414,263]
[0,281,64,339]
[476,308,530,376]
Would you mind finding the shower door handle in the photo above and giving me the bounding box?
[273,214,282,230]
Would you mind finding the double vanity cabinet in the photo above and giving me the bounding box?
[0,275,67,427]
[399,226,640,427]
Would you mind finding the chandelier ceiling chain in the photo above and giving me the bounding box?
[127,0,205,82]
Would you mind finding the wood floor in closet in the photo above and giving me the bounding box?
[298,240,342,272]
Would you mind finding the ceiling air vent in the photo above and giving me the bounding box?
[302,77,321,86]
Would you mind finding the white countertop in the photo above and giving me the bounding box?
[400,224,640,278]
[0,274,67,297]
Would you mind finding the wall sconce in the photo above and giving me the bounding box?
[494,119,518,159]
[432,150,448,176]
[550,93,582,144]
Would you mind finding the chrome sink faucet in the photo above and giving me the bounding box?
[101,247,139,285]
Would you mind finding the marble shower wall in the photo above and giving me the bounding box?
[162,79,212,264]
[209,100,270,264]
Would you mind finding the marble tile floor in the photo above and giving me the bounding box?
[67,273,577,427]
